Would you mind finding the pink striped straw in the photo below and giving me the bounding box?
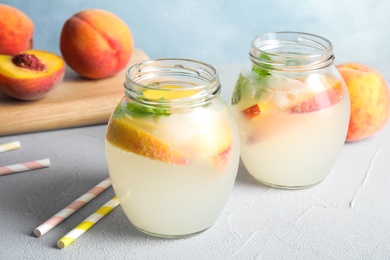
[34,177,112,237]
[0,158,50,176]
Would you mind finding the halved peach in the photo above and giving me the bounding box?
[0,50,65,100]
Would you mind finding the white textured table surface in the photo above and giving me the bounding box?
[1,64,390,260]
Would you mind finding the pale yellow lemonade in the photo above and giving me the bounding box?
[105,86,240,237]
[231,68,350,188]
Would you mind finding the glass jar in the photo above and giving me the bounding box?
[105,58,240,238]
[231,32,350,189]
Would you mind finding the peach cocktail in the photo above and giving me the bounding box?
[231,32,350,189]
[105,59,240,238]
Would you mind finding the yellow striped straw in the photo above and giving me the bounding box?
[0,141,21,153]
[57,196,119,249]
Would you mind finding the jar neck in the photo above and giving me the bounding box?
[124,58,220,108]
[249,32,335,72]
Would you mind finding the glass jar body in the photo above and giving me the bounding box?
[231,32,350,189]
[105,59,240,237]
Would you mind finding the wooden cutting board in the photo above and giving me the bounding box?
[0,49,149,136]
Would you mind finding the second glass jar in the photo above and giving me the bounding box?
[231,32,350,189]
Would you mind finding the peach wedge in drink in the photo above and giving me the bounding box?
[106,117,188,165]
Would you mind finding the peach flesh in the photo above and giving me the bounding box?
[0,50,65,100]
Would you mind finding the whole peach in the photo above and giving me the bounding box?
[60,9,134,79]
[336,63,390,142]
[0,4,34,55]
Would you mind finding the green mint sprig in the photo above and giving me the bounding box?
[125,99,170,117]
[252,52,272,78]
[231,53,272,105]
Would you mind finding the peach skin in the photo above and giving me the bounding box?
[336,63,390,142]
[60,9,134,79]
[0,4,34,55]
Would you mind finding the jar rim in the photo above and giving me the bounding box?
[124,58,221,108]
[250,31,335,71]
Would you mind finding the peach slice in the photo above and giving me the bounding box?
[143,85,199,100]
[244,81,346,145]
[290,81,344,113]
[212,145,232,172]
[238,79,335,119]
[106,117,188,165]
[0,50,65,100]
[188,119,233,171]
[242,103,261,119]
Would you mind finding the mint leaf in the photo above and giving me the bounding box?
[125,99,170,117]
[252,65,270,77]
[231,73,248,105]
[232,53,272,105]
[252,52,272,78]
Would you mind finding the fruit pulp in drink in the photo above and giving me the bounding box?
[105,95,240,237]
[231,71,350,188]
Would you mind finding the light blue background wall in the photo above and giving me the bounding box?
[1,0,389,66]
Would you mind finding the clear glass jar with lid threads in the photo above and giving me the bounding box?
[105,58,240,238]
[231,32,350,189]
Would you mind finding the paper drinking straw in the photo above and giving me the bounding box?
[34,177,112,237]
[0,158,50,176]
[57,196,119,249]
[0,141,21,153]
